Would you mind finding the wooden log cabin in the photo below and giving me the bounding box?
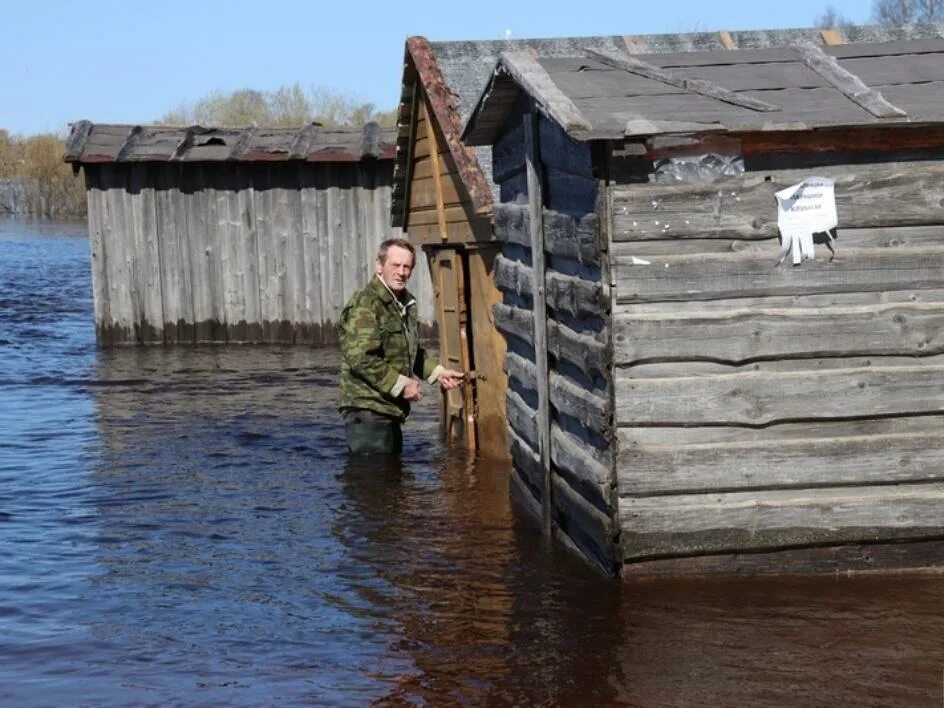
[462,37,944,575]
[65,121,434,345]
[390,24,937,452]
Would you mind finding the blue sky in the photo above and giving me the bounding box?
[2,0,871,135]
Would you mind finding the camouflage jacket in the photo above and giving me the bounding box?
[338,275,438,420]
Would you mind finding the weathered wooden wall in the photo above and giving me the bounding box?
[492,113,618,572]
[403,86,508,453]
[84,161,434,345]
[610,156,944,568]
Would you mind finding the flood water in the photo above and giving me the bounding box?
[2,215,944,706]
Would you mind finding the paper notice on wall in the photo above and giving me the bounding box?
[775,177,837,266]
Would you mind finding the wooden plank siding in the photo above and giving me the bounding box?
[610,156,944,564]
[402,85,508,455]
[83,161,433,345]
[490,114,619,572]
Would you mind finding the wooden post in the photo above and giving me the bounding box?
[523,108,553,534]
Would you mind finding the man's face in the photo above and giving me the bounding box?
[376,245,415,293]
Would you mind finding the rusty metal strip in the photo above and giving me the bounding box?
[407,36,493,216]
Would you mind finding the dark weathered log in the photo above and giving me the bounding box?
[545,169,598,216]
[508,426,544,503]
[610,163,944,241]
[538,117,593,178]
[494,203,600,265]
[506,386,539,451]
[611,224,944,259]
[613,300,944,365]
[525,110,553,531]
[612,246,944,303]
[492,116,525,183]
[506,351,611,433]
[551,473,616,570]
[495,254,608,316]
[621,538,944,576]
[494,303,610,379]
[618,426,944,495]
[620,483,944,560]
[552,424,612,511]
[615,361,944,426]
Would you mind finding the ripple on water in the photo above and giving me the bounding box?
[2,218,944,706]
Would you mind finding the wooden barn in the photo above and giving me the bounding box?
[391,24,935,451]
[462,37,944,575]
[65,121,434,345]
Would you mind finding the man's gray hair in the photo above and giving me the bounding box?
[376,238,416,264]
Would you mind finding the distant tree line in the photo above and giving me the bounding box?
[817,0,944,27]
[1,84,398,219]
[0,130,86,218]
[159,84,398,128]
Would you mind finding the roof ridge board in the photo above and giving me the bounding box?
[794,40,908,119]
[498,51,592,138]
[583,47,781,113]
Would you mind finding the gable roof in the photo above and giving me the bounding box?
[65,121,396,164]
[391,24,944,227]
[463,38,944,145]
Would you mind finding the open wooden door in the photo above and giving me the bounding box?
[428,247,475,447]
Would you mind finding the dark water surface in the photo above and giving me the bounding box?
[2,216,944,706]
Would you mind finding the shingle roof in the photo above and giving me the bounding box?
[463,38,944,144]
[64,121,396,164]
[391,24,944,226]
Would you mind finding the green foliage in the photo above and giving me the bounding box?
[0,130,85,218]
[160,83,398,128]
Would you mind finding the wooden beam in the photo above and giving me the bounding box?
[406,36,493,216]
[114,125,144,162]
[227,126,255,161]
[620,483,944,560]
[421,95,449,241]
[64,120,94,162]
[524,109,553,534]
[793,40,907,119]
[584,47,781,113]
[819,28,844,46]
[499,52,592,139]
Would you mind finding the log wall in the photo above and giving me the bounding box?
[492,113,618,572]
[84,161,434,345]
[610,157,944,565]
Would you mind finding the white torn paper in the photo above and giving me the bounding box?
[775,176,837,266]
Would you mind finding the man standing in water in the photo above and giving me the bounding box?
[339,238,464,454]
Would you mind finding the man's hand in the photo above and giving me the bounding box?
[437,369,464,391]
[402,378,423,401]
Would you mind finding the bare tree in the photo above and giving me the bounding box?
[873,0,944,24]
[816,5,856,27]
[160,84,395,128]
